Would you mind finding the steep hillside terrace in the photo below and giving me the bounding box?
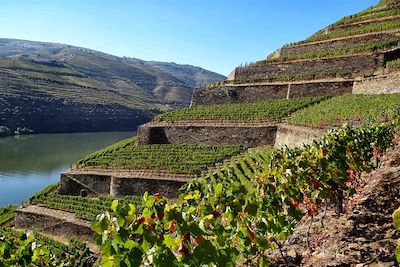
[14,183,142,247]
[287,92,400,128]
[59,139,244,198]
[196,79,353,105]
[234,49,399,81]
[271,38,399,62]
[193,0,400,106]
[146,93,400,148]
[302,8,400,43]
[139,97,328,148]
[278,30,400,59]
[332,5,400,28]
[199,44,400,105]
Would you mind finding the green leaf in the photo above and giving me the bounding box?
[128,204,136,215]
[124,240,139,250]
[396,246,400,263]
[215,183,223,196]
[154,245,177,267]
[111,200,119,212]
[163,235,175,248]
[393,208,400,230]
[245,203,258,216]
[192,240,218,265]
[142,238,151,252]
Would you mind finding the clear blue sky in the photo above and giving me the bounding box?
[0,0,377,75]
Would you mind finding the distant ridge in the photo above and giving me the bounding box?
[0,38,226,136]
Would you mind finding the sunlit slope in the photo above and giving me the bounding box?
[0,39,226,134]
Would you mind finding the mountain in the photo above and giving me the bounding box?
[0,38,225,136]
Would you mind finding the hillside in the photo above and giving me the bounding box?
[0,38,225,136]
[193,0,400,106]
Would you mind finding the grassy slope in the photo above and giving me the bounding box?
[156,96,327,123]
[259,1,400,65]
[287,93,400,127]
[75,138,243,175]
[0,39,226,106]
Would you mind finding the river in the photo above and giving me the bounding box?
[0,132,134,207]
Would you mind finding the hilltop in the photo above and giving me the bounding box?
[0,38,225,136]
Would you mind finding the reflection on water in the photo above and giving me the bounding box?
[0,132,134,206]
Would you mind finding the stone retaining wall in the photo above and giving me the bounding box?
[110,176,186,198]
[59,173,111,195]
[353,71,400,94]
[15,206,93,242]
[138,122,325,149]
[59,170,191,198]
[288,80,353,98]
[275,125,325,147]
[191,84,288,105]
[138,122,278,147]
[280,31,400,57]
[191,80,353,106]
[235,53,385,80]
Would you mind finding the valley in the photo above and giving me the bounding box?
[1,0,400,266]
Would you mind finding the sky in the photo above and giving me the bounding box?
[0,0,378,76]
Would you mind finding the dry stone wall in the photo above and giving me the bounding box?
[191,84,288,105]
[59,173,111,195]
[288,80,353,98]
[138,122,278,148]
[280,31,400,56]
[275,125,325,147]
[192,80,353,106]
[15,205,93,242]
[353,71,400,94]
[235,53,385,80]
[59,170,190,198]
[110,176,186,198]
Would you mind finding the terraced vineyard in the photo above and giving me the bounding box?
[288,93,400,127]
[301,0,400,44]
[156,96,327,122]
[76,140,243,175]
[0,227,92,266]
[308,18,400,43]
[28,183,142,221]
[0,206,16,226]
[266,39,398,62]
[92,124,396,266]
[333,4,400,26]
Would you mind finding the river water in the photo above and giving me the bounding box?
[0,132,134,207]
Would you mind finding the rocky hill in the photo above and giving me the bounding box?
[0,38,225,136]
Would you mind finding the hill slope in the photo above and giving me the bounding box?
[194,0,400,105]
[0,39,225,136]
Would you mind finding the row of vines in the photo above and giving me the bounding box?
[76,143,243,175]
[266,39,398,63]
[305,17,400,43]
[91,123,396,266]
[156,96,327,123]
[28,183,142,221]
[0,228,92,267]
